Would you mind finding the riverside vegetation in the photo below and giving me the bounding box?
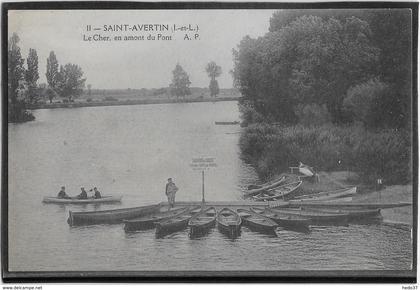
[233,10,412,186]
[7,30,225,123]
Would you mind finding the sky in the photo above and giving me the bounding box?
[8,10,275,89]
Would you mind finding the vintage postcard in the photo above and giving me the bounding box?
[3,2,417,282]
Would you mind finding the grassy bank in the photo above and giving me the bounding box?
[29,95,240,110]
[239,123,412,185]
[305,171,413,226]
[353,184,413,226]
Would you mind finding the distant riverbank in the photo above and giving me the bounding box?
[29,96,240,110]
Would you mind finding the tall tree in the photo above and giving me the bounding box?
[8,33,25,107]
[287,16,379,123]
[205,61,222,97]
[46,51,59,103]
[56,63,86,102]
[8,33,33,122]
[25,48,39,104]
[233,15,379,124]
[169,64,191,98]
[364,10,412,128]
[268,9,412,128]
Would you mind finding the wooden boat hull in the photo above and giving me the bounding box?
[289,187,357,202]
[43,195,122,204]
[243,176,287,197]
[188,207,216,237]
[250,207,311,229]
[253,181,302,201]
[190,220,215,237]
[237,209,277,233]
[155,216,190,237]
[217,208,242,238]
[304,207,381,221]
[215,121,240,125]
[217,222,242,238]
[67,203,161,226]
[155,206,201,237]
[271,208,349,225]
[284,202,411,209]
[124,207,188,232]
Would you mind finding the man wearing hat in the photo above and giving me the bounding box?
[165,178,178,208]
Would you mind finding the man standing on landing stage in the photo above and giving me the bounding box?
[165,178,178,208]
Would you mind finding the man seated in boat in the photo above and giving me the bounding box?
[57,186,71,199]
[77,187,88,199]
[92,187,102,199]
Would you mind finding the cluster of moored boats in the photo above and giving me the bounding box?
[63,201,385,239]
[43,163,410,239]
[243,173,356,203]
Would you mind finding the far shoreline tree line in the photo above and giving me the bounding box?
[8,32,223,123]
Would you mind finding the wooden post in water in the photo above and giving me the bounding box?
[191,157,215,207]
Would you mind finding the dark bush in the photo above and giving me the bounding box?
[240,123,411,184]
[8,101,35,123]
[294,103,331,126]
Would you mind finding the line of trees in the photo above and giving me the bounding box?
[232,10,412,130]
[9,32,223,122]
[234,10,413,184]
[8,32,87,123]
[169,62,223,98]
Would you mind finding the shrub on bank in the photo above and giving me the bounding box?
[294,103,331,126]
[8,101,35,123]
[239,123,411,184]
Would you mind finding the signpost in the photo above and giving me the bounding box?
[190,157,217,204]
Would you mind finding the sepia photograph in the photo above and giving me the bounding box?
[2,2,417,282]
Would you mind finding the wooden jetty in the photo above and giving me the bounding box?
[67,200,412,227]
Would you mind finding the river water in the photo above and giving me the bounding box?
[8,101,412,272]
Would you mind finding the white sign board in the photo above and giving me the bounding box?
[190,157,217,171]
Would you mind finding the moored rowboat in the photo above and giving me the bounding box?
[283,202,411,209]
[43,195,122,204]
[237,208,277,233]
[124,207,189,232]
[302,207,381,221]
[188,207,217,236]
[243,176,287,197]
[252,181,302,201]
[215,121,240,125]
[155,206,201,237]
[67,203,161,226]
[270,207,349,225]
[250,207,311,229]
[289,187,357,202]
[217,208,242,238]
